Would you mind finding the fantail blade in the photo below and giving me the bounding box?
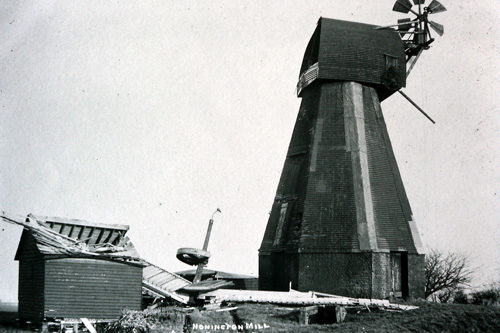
[398,18,413,30]
[429,21,444,36]
[375,19,417,30]
[398,18,413,37]
[428,0,447,13]
[393,0,413,13]
[413,0,425,4]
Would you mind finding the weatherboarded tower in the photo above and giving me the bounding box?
[259,18,425,299]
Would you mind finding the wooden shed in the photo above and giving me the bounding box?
[14,214,144,324]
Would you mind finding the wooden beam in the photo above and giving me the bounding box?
[68,225,75,238]
[103,230,114,243]
[77,226,85,240]
[95,228,105,244]
[86,227,95,244]
[299,306,318,325]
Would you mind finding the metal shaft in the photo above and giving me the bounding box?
[193,209,221,284]
[193,259,206,284]
[398,90,436,124]
[202,219,214,251]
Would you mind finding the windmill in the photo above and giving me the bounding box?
[259,2,446,299]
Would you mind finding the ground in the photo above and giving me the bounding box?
[1,302,499,332]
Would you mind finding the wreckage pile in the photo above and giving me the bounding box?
[106,308,188,333]
[1,211,418,331]
[198,289,418,311]
[0,212,192,303]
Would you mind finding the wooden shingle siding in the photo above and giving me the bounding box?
[259,82,424,296]
[44,258,142,319]
[362,87,415,252]
[299,83,358,251]
[298,18,406,101]
[261,83,417,254]
[259,89,320,253]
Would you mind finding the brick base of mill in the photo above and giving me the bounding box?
[259,251,425,299]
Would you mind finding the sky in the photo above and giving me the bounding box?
[0,1,498,302]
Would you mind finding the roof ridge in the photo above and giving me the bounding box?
[28,213,129,231]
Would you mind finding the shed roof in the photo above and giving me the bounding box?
[30,214,129,246]
[8,213,141,265]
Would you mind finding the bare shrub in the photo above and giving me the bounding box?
[425,250,472,301]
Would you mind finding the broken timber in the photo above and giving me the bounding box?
[197,289,418,311]
[142,261,191,304]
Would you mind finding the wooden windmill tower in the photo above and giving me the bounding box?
[259,0,446,299]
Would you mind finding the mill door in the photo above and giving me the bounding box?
[390,252,409,298]
[391,253,402,297]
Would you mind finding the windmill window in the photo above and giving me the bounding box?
[385,54,399,69]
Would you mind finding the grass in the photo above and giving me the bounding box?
[1,302,499,332]
[221,302,500,332]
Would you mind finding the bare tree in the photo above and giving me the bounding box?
[425,250,472,300]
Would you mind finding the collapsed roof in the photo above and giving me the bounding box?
[6,213,143,265]
[1,212,191,303]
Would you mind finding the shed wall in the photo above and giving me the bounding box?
[17,233,45,323]
[43,258,142,319]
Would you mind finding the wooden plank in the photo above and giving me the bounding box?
[77,226,85,240]
[335,306,347,323]
[142,281,190,304]
[81,318,97,333]
[111,232,122,245]
[86,227,95,244]
[299,306,318,325]
[198,289,418,310]
[95,229,105,244]
[67,225,75,238]
[103,230,115,243]
[154,275,177,286]
[344,82,378,251]
[145,271,164,281]
[31,214,129,231]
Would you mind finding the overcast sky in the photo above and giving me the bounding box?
[0,1,498,302]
